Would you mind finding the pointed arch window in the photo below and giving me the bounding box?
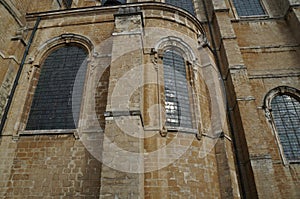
[26,45,88,130]
[265,87,300,163]
[163,49,193,129]
[165,0,195,15]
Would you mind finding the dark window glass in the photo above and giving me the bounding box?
[26,46,87,130]
[233,0,265,16]
[63,0,73,9]
[165,0,195,15]
[102,0,126,6]
[163,50,192,128]
[271,94,300,162]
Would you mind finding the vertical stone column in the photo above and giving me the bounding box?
[99,7,145,199]
[213,9,262,199]
[287,2,300,43]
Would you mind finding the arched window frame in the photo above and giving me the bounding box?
[151,36,200,135]
[264,86,300,164]
[19,34,93,136]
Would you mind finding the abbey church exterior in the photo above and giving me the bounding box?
[0,0,299,198]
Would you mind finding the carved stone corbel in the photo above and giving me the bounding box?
[159,126,168,137]
[265,108,272,122]
[150,48,158,66]
[197,34,209,49]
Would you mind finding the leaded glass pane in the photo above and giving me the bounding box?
[26,46,87,130]
[271,94,300,162]
[163,50,192,128]
[233,0,265,17]
[165,0,195,15]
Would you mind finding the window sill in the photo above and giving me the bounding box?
[232,14,269,22]
[287,160,300,164]
[165,126,198,134]
[19,129,77,136]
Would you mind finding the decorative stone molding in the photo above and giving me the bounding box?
[154,36,197,64]
[263,86,300,110]
[113,7,143,35]
[11,26,28,46]
[197,33,209,48]
[33,33,93,66]
[263,86,300,165]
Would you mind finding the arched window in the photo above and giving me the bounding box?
[165,0,195,15]
[163,49,193,129]
[26,45,88,130]
[265,87,300,163]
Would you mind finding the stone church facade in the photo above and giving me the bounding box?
[0,0,299,198]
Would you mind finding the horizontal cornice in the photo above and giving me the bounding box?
[26,2,204,34]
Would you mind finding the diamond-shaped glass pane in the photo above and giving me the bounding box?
[26,46,88,130]
[233,0,265,16]
[163,50,192,128]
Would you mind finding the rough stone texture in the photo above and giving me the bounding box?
[0,2,26,123]
[213,0,300,198]
[0,135,101,199]
[99,12,145,198]
[144,133,222,199]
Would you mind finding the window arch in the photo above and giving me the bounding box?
[26,45,88,130]
[163,49,193,129]
[264,86,300,163]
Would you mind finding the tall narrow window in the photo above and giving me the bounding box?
[165,0,195,15]
[26,45,88,130]
[270,94,300,162]
[232,0,265,17]
[163,49,192,129]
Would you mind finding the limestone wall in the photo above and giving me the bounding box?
[0,135,101,198]
[209,0,300,198]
